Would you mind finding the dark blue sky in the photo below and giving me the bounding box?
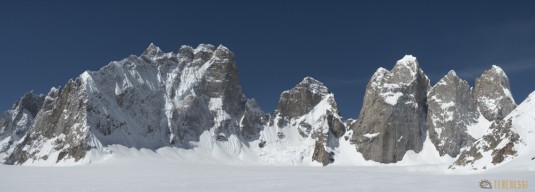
[1,0,534,119]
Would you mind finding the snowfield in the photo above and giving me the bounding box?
[1,146,533,192]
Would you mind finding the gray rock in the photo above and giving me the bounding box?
[351,55,430,163]
[4,43,266,164]
[474,65,516,121]
[450,119,520,170]
[426,70,478,157]
[6,78,91,164]
[274,77,345,165]
[0,92,45,160]
[275,77,328,119]
[239,99,269,142]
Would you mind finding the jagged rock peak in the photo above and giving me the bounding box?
[178,45,194,52]
[427,69,479,157]
[490,65,507,76]
[474,65,516,121]
[373,67,390,76]
[352,54,429,163]
[369,67,391,88]
[295,77,329,95]
[276,77,331,118]
[392,55,420,79]
[216,44,230,51]
[395,55,418,67]
[142,43,164,57]
[481,65,511,86]
[0,91,45,159]
[11,91,44,116]
[391,55,427,85]
[194,44,216,54]
[213,45,234,60]
[435,70,462,86]
[446,70,457,77]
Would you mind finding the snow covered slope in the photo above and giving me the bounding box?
[451,91,535,171]
[250,77,346,166]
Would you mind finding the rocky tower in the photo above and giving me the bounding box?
[4,44,265,164]
[351,55,430,163]
[474,65,516,121]
[273,77,345,165]
[451,66,521,170]
[0,92,45,158]
[426,71,479,157]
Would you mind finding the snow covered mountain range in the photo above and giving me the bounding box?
[1,44,533,171]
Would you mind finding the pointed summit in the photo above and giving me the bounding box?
[300,76,322,84]
[191,44,216,64]
[297,77,328,93]
[352,54,430,163]
[216,44,229,51]
[194,44,216,54]
[446,70,457,77]
[436,70,461,85]
[272,77,344,166]
[275,77,330,118]
[142,43,164,58]
[391,55,425,84]
[475,65,516,121]
[396,55,417,64]
[490,65,507,77]
[427,69,478,157]
[213,44,234,60]
[394,55,419,71]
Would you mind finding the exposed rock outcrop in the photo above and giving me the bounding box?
[351,55,430,163]
[451,90,535,171]
[271,77,345,165]
[3,43,266,165]
[0,45,528,169]
[426,71,479,157]
[474,65,516,121]
[0,92,45,159]
[451,119,520,170]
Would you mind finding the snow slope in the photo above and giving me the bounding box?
[451,91,535,172]
[1,149,533,192]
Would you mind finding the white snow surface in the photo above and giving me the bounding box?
[465,112,491,139]
[1,145,533,192]
[250,94,339,166]
[502,91,535,170]
[380,91,403,105]
[363,132,380,138]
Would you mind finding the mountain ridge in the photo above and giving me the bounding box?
[0,43,532,171]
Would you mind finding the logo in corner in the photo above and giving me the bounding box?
[480,179,493,189]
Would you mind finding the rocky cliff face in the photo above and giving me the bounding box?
[451,119,521,170]
[0,43,349,166]
[447,66,519,170]
[474,65,516,121]
[451,111,533,171]
[426,71,479,157]
[0,92,44,159]
[268,77,345,165]
[6,77,99,164]
[3,43,264,164]
[351,55,430,163]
